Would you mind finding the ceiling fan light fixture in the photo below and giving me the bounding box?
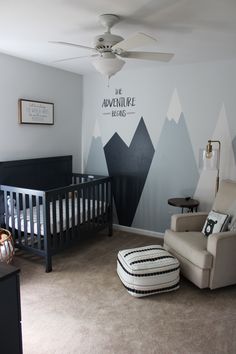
[51,13,174,80]
[92,54,125,79]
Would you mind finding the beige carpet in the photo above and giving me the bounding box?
[12,230,236,354]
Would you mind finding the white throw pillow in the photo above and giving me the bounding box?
[202,210,230,237]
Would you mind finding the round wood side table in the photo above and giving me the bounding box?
[168,198,199,213]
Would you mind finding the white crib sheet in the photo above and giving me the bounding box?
[8,198,104,236]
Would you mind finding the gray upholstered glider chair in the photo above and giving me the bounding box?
[164,180,236,289]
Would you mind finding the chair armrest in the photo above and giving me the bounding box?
[207,231,236,255]
[207,231,236,289]
[171,212,208,232]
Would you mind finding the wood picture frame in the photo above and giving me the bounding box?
[18,99,54,125]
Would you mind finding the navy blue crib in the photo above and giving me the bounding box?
[0,156,112,272]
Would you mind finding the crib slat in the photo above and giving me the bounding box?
[65,193,69,245]
[29,194,34,246]
[71,191,75,240]
[77,189,81,234]
[59,194,63,248]
[92,184,96,229]
[99,183,102,225]
[82,187,86,224]
[36,196,41,249]
[16,193,22,245]
[9,191,16,236]
[4,191,9,230]
[22,194,28,246]
[52,195,57,250]
[87,186,91,230]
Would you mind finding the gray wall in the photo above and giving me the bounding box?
[82,59,236,233]
[0,53,83,171]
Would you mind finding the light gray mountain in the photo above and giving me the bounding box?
[233,136,236,164]
[85,135,119,223]
[85,136,108,176]
[133,113,199,233]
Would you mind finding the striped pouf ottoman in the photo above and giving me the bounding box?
[117,245,180,297]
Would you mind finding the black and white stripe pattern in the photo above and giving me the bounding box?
[117,245,180,297]
[124,247,164,257]
[130,255,175,265]
[123,281,180,296]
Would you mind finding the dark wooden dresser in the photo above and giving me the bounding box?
[0,263,23,354]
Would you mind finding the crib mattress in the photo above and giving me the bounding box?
[8,198,104,236]
[117,245,180,297]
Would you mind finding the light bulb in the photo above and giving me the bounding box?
[205,141,213,159]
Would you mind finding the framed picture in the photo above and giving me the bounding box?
[18,99,54,125]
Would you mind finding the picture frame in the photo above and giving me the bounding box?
[18,99,54,125]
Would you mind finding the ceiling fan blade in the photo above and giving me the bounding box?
[49,41,95,51]
[112,32,157,51]
[120,51,174,62]
[53,54,99,63]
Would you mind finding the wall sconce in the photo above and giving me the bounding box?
[199,140,221,195]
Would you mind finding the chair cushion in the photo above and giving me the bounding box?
[164,230,213,269]
[117,245,180,297]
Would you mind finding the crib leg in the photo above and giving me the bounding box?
[108,204,113,237]
[45,254,52,273]
[108,221,113,237]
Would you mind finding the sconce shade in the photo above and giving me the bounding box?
[199,139,221,195]
[92,53,125,78]
[199,148,219,170]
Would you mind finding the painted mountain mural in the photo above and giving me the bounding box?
[194,104,236,211]
[104,117,155,226]
[85,136,108,175]
[85,121,108,175]
[133,113,199,232]
[233,136,236,164]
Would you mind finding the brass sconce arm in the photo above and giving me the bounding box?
[205,140,221,194]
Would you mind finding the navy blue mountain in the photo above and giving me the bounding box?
[133,113,199,232]
[104,117,155,226]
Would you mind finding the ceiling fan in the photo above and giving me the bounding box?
[50,14,174,79]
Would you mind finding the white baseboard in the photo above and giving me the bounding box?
[113,224,164,238]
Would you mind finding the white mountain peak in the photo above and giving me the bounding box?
[212,103,236,180]
[167,88,182,123]
[194,103,236,209]
[93,120,101,138]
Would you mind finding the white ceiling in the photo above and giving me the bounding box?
[0,0,236,75]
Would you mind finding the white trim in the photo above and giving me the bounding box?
[113,224,164,238]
